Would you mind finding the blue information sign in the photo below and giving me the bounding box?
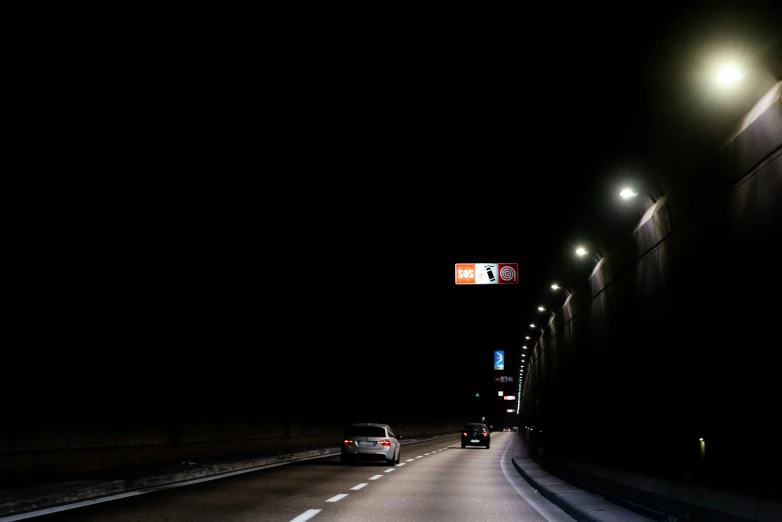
[494,350,504,370]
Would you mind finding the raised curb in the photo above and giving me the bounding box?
[518,447,782,522]
[511,456,601,522]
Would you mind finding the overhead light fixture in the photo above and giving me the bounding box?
[619,188,638,199]
[716,64,745,86]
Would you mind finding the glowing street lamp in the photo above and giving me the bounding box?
[551,283,572,296]
[575,246,602,263]
[529,322,544,336]
[716,64,746,86]
[619,187,638,199]
[537,306,546,312]
[619,185,658,206]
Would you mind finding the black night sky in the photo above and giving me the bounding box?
[10,8,781,414]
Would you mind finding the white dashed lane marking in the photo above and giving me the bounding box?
[290,442,451,522]
[289,509,322,522]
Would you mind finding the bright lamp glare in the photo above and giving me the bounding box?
[537,306,545,311]
[575,247,588,256]
[716,64,745,85]
[619,188,637,199]
[551,284,560,290]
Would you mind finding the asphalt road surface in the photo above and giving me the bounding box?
[30,433,575,522]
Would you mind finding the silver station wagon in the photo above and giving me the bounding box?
[341,422,402,465]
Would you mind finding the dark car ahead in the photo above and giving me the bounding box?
[461,422,490,449]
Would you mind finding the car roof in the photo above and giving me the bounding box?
[465,423,487,428]
[349,422,389,428]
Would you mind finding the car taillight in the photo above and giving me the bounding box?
[462,432,468,437]
[343,439,353,446]
[483,432,489,438]
[380,439,391,447]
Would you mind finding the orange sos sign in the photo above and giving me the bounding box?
[455,264,477,284]
[455,263,518,284]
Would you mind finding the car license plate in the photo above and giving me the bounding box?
[471,439,480,443]
[358,441,375,446]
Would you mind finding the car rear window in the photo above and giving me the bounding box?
[465,424,485,430]
[346,426,387,437]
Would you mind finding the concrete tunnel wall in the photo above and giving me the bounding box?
[520,81,782,491]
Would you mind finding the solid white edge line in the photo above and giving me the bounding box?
[289,508,322,522]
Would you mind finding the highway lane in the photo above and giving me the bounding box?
[32,433,574,522]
